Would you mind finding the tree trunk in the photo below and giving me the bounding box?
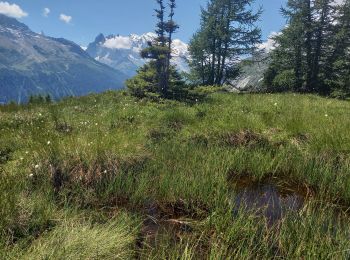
[311,0,329,93]
[305,0,313,92]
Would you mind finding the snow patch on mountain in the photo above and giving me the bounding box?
[86,32,189,76]
[0,14,127,103]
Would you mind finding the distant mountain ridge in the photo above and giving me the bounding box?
[0,14,127,104]
[232,53,271,91]
[86,32,190,76]
[84,32,271,91]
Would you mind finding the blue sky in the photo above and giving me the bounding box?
[1,0,287,46]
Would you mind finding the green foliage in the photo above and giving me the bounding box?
[126,62,160,100]
[265,0,350,96]
[327,0,350,94]
[188,0,262,86]
[126,61,188,101]
[138,0,180,97]
[271,69,296,92]
[126,62,221,102]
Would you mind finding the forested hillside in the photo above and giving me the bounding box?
[264,0,350,97]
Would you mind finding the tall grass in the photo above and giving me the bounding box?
[3,212,137,260]
[1,91,350,258]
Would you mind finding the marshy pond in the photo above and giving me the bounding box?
[231,175,312,225]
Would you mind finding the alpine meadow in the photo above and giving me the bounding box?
[0,0,350,259]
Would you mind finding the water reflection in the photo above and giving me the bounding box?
[233,182,305,225]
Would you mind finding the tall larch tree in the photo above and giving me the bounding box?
[188,0,262,86]
[264,0,341,94]
[328,0,350,94]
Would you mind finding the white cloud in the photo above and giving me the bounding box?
[43,7,50,17]
[59,13,72,24]
[0,1,27,18]
[103,36,132,49]
[258,31,280,53]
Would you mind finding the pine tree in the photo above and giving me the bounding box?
[265,0,339,94]
[304,0,313,91]
[155,0,167,47]
[139,0,180,97]
[188,0,262,86]
[311,0,336,93]
[327,0,350,95]
[188,31,209,85]
[280,0,305,91]
[165,0,179,94]
[141,0,169,96]
[127,0,184,100]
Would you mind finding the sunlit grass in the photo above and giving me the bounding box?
[1,91,350,258]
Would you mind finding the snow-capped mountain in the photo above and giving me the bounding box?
[86,32,190,76]
[0,14,127,104]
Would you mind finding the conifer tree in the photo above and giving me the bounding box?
[188,0,262,86]
[311,0,336,93]
[165,0,179,90]
[139,0,180,97]
[127,0,184,99]
[140,0,168,96]
[327,0,350,94]
[265,0,339,94]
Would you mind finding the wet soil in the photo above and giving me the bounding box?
[230,174,313,225]
[136,201,200,252]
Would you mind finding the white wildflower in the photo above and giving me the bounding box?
[47,141,51,145]
[29,173,34,178]
[34,164,39,169]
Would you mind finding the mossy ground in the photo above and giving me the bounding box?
[1,91,350,259]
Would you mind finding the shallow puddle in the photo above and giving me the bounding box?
[137,202,193,248]
[232,177,308,225]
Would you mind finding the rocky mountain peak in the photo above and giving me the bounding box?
[94,33,106,44]
[0,15,127,104]
[86,32,190,76]
[0,14,29,31]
